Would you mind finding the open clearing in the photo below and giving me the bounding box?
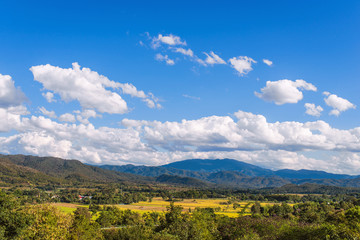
[52,198,268,218]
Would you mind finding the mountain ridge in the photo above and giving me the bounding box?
[98,158,360,188]
[100,158,358,180]
[2,154,360,189]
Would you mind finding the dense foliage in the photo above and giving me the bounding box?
[2,155,360,239]
[2,188,360,239]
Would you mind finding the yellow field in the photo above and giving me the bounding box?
[51,198,278,218]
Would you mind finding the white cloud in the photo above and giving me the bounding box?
[30,63,160,113]
[183,94,200,100]
[152,34,186,48]
[305,103,323,117]
[0,74,27,108]
[59,113,76,123]
[323,92,356,116]
[228,56,256,76]
[4,108,360,173]
[18,132,72,159]
[42,92,55,103]
[74,109,101,124]
[30,63,128,114]
[204,51,226,65]
[155,53,175,65]
[0,74,28,132]
[255,79,317,105]
[174,48,194,57]
[7,105,29,115]
[263,59,273,66]
[194,57,207,66]
[117,83,147,98]
[143,99,156,108]
[121,109,360,154]
[39,107,57,119]
[0,107,24,132]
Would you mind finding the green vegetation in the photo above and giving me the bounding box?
[2,154,360,239]
[3,189,360,239]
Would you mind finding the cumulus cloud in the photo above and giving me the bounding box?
[3,108,360,173]
[255,79,317,105]
[39,107,57,119]
[74,109,101,124]
[30,63,128,114]
[228,56,256,76]
[117,83,147,98]
[0,74,27,108]
[305,103,323,117]
[0,74,28,132]
[155,53,175,65]
[0,107,26,132]
[204,52,226,65]
[323,92,356,116]
[120,110,360,154]
[42,92,55,103]
[145,33,260,75]
[263,59,273,66]
[174,48,194,57]
[59,113,76,123]
[152,34,186,48]
[30,63,160,113]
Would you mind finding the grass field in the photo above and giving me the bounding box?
[52,198,263,218]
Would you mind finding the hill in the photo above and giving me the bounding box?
[274,169,357,180]
[2,154,360,190]
[162,159,274,176]
[99,158,360,189]
[0,154,153,186]
[155,174,212,187]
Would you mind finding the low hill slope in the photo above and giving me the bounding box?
[275,169,357,180]
[0,159,65,186]
[155,174,212,187]
[0,154,153,186]
[162,159,273,176]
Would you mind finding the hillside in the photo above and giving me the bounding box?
[3,154,360,189]
[274,169,357,180]
[0,158,66,186]
[99,158,360,189]
[155,174,212,187]
[162,159,274,176]
[0,154,153,186]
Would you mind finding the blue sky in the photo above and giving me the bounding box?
[0,1,360,174]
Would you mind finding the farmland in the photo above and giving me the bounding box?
[52,198,259,218]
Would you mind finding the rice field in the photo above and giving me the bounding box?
[52,198,266,218]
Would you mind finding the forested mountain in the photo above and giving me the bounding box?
[3,154,360,189]
[0,154,153,186]
[99,158,360,188]
[274,169,357,180]
[162,159,274,176]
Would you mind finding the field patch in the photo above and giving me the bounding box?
[52,198,270,218]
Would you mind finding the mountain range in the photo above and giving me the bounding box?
[98,158,360,188]
[1,154,360,190]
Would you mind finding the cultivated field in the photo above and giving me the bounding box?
[52,198,267,218]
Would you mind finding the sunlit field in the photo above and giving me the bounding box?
[52,198,275,218]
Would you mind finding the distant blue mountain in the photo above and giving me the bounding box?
[98,158,360,188]
[161,159,358,180]
[274,169,357,180]
[161,159,274,176]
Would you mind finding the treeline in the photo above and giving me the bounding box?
[3,189,360,239]
[3,186,360,207]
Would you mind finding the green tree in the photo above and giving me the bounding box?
[69,207,102,240]
[0,191,29,239]
[20,204,71,240]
